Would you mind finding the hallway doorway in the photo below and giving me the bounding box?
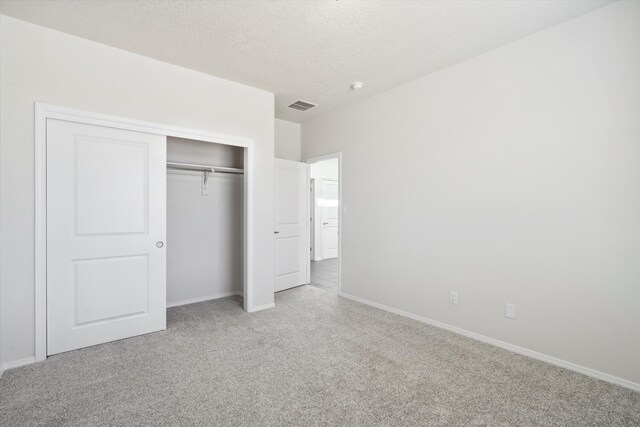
[306,154,341,293]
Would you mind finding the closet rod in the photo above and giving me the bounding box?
[166,162,244,175]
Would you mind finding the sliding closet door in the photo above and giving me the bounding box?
[47,119,166,355]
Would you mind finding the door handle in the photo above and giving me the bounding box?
[323,222,329,225]
[156,241,164,248]
[274,231,280,234]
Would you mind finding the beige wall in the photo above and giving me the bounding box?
[275,119,301,161]
[302,1,640,386]
[0,16,275,367]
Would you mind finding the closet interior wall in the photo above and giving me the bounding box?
[166,137,244,306]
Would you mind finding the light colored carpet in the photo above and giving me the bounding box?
[1,285,639,426]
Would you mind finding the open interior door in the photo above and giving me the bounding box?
[320,179,339,259]
[274,159,308,292]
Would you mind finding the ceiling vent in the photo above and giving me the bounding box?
[288,100,317,112]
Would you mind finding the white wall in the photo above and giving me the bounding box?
[0,16,275,367]
[275,119,301,161]
[302,1,640,386]
[310,159,339,261]
[0,276,2,377]
[166,137,244,306]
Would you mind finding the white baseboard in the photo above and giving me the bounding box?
[166,291,242,308]
[1,356,37,373]
[340,292,640,393]
[247,302,276,313]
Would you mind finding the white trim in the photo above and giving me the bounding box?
[305,153,342,295]
[1,357,37,372]
[243,135,253,311]
[305,153,341,164]
[308,178,313,263]
[304,164,315,284]
[246,302,276,313]
[34,104,47,362]
[36,103,251,147]
[35,102,256,362]
[340,292,640,393]
[166,292,243,308]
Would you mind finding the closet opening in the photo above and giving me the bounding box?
[166,136,245,308]
[36,103,256,361]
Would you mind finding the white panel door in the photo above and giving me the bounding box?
[274,159,308,292]
[47,119,166,355]
[320,179,339,259]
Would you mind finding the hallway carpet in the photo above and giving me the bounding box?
[1,286,639,426]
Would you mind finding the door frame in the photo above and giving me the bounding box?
[309,178,315,261]
[35,103,255,362]
[305,153,342,295]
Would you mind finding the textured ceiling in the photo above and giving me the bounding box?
[0,0,614,122]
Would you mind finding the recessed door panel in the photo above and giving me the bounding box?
[75,255,149,325]
[276,167,302,225]
[276,237,302,276]
[76,137,148,235]
[47,119,166,355]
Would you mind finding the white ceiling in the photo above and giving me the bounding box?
[0,0,614,123]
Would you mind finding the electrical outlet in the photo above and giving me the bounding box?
[449,291,458,305]
[505,303,516,319]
